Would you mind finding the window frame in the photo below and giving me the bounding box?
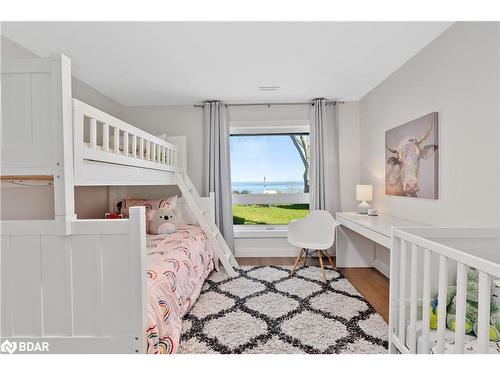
[229,120,310,232]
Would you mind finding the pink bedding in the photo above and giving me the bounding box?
[145,225,215,354]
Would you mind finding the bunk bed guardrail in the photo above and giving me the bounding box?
[73,99,177,173]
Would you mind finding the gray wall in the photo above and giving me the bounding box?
[359,22,500,227]
[121,105,205,191]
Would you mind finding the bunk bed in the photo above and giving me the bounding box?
[1,53,238,354]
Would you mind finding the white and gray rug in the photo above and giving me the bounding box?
[179,265,388,354]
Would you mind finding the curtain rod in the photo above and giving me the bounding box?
[193,100,343,108]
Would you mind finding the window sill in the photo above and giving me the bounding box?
[233,225,288,238]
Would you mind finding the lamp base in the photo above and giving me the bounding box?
[358,201,371,214]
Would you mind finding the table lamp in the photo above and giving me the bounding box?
[356,184,373,214]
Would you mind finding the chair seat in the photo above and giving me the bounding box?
[287,236,333,251]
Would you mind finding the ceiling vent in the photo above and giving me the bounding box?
[258,86,280,91]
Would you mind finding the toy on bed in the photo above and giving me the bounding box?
[148,207,182,235]
[429,269,500,342]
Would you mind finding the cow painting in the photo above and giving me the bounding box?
[385,112,438,199]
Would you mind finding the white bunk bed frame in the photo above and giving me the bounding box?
[390,227,499,354]
[1,54,238,354]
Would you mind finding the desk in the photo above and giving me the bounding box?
[335,212,420,277]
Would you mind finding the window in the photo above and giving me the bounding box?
[230,132,310,226]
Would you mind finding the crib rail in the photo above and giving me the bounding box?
[73,99,177,172]
[389,227,499,354]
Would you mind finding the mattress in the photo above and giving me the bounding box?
[406,320,500,354]
[145,225,215,354]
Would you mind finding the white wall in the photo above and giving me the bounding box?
[359,22,500,227]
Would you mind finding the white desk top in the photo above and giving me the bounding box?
[336,212,421,238]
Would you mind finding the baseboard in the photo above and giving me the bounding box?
[234,237,299,257]
[235,247,298,257]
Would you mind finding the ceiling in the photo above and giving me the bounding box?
[2,22,452,106]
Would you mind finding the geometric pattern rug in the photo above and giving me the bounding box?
[179,265,388,354]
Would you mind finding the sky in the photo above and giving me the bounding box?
[230,134,307,182]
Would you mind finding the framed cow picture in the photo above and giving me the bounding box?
[385,112,438,199]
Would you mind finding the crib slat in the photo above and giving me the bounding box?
[398,239,407,347]
[132,135,137,158]
[152,143,156,162]
[161,146,166,163]
[477,271,491,353]
[454,262,468,353]
[139,138,144,159]
[388,236,401,353]
[408,243,418,353]
[113,127,120,154]
[103,123,109,152]
[436,255,448,354]
[123,131,129,157]
[89,118,97,149]
[421,248,432,353]
[166,149,170,165]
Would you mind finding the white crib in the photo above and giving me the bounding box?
[389,227,500,354]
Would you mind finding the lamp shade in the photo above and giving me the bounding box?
[356,184,373,202]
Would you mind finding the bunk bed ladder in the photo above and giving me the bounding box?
[176,172,239,277]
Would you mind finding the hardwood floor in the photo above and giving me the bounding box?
[236,256,389,322]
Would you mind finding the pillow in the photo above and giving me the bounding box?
[119,195,177,218]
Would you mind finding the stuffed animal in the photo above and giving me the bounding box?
[148,207,181,235]
[429,269,500,342]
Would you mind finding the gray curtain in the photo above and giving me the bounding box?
[310,98,341,214]
[202,101,235,252]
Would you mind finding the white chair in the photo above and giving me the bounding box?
[287,210,338,283]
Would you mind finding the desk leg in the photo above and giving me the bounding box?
[336,226,376,268]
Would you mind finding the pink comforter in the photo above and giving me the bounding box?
[145,225,214,354]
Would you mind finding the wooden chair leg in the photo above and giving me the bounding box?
[291,248,304,275]
[325,253,338,272]
[303,249,308,267]
[317,250,327,283]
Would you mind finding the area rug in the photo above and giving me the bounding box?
[179,265,388,354]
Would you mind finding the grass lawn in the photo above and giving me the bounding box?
[233,204,309,225]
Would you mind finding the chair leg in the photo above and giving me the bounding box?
[291,248,304,275]
[325,253,338,272]
[303,249,308,267]
[317,250,327,283]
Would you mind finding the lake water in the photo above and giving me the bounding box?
[232,181,304,194]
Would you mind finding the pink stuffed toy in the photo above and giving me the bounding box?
[147,208,180,235]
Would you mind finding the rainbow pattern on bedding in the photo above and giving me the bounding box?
[145,225,215,354]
